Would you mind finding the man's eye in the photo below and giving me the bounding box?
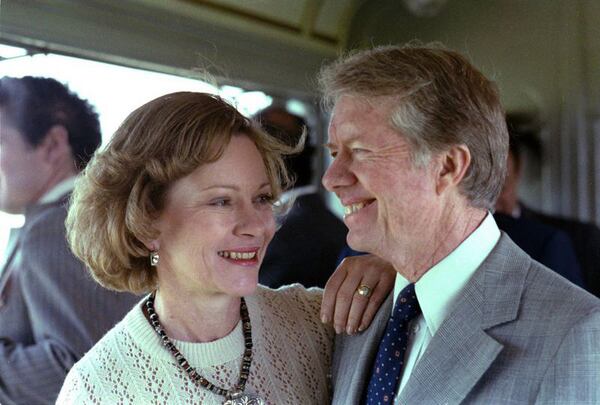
[210,198,230,207]
[329,151,338,158]
[351,148,368,154]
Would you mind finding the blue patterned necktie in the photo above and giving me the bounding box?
[364,283,421,404]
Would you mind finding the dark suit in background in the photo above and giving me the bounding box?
[339,214,586,289]
[254,105,347,288]
[493,212,585,288]
[0,195,139,405]
[520,205,600,297]
[495,124,600,298]
[260,191,347,288]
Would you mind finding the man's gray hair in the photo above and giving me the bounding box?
[318,43,508,210]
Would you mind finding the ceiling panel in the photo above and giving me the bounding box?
[314,0,350,39]
[194,0,307,28]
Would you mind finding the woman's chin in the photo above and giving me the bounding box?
[224,277,259,297]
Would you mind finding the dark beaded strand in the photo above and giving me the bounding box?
[145,293,254,400]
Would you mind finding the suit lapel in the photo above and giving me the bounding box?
[399,234,530,404]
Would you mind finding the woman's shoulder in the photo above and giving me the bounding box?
[57,317,130,403]
[252,284,325,327]
[72,310,132,371]
[247,285,333,403]
[67,298,155,375]
[58,300,165,403]
[256,283,323,303]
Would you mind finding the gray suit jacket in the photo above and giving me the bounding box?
[0,195,139,405]
[331,234,600,404]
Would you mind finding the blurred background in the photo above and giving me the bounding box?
[1,0,599,253]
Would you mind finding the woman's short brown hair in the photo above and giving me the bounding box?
[66,92,293,294]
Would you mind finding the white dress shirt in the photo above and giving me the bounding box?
[394,212,501,401]
[0,177,76,275]
[38,176,77,205]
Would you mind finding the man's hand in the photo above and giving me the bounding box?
[321,254,395,334]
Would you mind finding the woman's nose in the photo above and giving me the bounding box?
[234,204,274,237]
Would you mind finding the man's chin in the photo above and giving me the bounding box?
[347,233,372,254]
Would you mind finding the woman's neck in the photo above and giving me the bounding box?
[153,288,241,343]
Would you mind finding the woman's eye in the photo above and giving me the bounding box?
[255,193,274,205]
[210,198,230,207]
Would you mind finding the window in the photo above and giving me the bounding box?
[0,49,274,259]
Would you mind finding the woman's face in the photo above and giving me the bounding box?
[152,134,276,299]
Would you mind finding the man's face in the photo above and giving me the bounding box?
[322,96,440,264]
[0,109,48,214]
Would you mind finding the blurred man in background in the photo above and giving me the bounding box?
[496,131,599,296]
[0,76,138,404]
[254,105,347,288]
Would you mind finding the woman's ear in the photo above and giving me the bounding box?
[435,144,471,195]
[144,239,160,252]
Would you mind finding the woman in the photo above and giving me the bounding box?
[57,92,390,404]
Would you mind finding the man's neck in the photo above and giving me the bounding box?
[35,164,78,205]
[391,206,487,283]
[38,176,77,205]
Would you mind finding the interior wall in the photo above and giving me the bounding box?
[347,0,600,224]
[0,0,336,98]
[2,0,598,222]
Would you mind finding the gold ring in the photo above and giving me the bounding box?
[356,284,372,298]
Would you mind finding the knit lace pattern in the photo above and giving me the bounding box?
[56,284,333,404]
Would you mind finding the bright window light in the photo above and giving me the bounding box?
[286,99,307,117]
[0,44,27,59]
[234,91,272,117]
[0,50,278,255]
[0,53,219,144]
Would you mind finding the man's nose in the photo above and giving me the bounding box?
[322,154,353,192]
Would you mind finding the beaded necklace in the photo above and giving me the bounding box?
[145,293,265,405]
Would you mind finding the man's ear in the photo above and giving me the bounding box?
[435,144,471,195]
[39,125,71,165]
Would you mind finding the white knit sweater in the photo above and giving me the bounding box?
[56,284,333,404]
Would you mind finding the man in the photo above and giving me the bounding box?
[0,76,138,404]
[255,105,347,288]
[319,45,600,403]
[496,133,600,297]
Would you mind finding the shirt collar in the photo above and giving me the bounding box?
[392,212,500,337]
[37,176,77,205]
